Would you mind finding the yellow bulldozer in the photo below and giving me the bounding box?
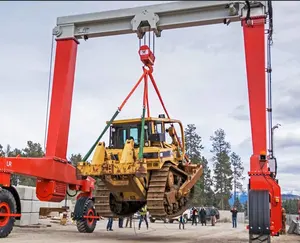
[77,115,203,219]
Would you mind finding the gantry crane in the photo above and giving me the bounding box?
[0,1,281,242]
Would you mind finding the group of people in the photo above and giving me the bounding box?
[106,205,149,231]
[178,206,239,230]
[106,205,239,231]
[178,206,218,230]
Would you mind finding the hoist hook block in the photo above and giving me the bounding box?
[139,45,155,67]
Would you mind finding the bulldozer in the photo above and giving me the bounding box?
[77,115,203,219]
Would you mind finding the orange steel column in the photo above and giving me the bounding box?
[242,18,268,172]
[45,39,79,159]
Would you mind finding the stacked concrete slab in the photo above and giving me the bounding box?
[288,220,300,235]
[14,185,74,226]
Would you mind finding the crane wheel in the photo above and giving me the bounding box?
[74,197,97,233]
[0,188,17,238]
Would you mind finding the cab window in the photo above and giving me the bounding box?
[129,127,139,144]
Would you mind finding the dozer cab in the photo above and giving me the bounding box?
[77,115,203,218]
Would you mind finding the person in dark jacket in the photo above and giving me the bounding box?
[230,207,238,228]
[199,207,207,226]
[210,206,217,226]
[179,214,185,230]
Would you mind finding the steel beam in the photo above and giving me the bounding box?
[53,1,267,40]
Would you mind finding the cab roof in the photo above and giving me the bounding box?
[106,117,182,125]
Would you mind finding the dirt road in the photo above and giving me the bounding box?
[6,219,300,243]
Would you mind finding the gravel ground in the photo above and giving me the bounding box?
[5,219,300,243]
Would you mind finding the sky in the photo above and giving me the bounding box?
[0,1,299,195]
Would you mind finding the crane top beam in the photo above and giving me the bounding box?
[53,1,267,40]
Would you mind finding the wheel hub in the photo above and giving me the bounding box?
[0,202,10,227]
[86,209,94,226]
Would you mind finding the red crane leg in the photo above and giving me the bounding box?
[243,18,282,236]
[242,18,267,172]
[45,38,79,159]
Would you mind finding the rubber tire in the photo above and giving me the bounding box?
[150,218,155,223]
[163,218,169,223]
[183,214,189,224]
[169,219,174,223]
[183,215,188,224]
[0,189,17,238]
[75,197,97,233]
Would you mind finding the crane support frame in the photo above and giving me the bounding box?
[53,1,267,39]
[0,1,282,240]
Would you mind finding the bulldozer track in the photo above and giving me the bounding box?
[147,162,193,218]
[94,162,194,218]
[94,178,146,218]
[94,180,114,217]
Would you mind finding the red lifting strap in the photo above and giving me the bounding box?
[115,44,190,163]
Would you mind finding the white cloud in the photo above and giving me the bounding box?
[0,1,299,195]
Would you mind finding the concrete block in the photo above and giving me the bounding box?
[20,200,32,213]
[30,213,40,225]
[16,186,33,200]
[32,189,39,201]
[49,202,62,208]
[15,213,31,226]
[288,220,297,234]
[31,201,49,213]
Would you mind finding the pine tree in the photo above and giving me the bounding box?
[210,128,233,210]
[184,124,204,205]
[244,200,248,216]
[0,144,5,157]
[202,156,214,206]
[69,153,83,167]
[235,197,243,211]
[185,124,204,163]
[230,152,245,207]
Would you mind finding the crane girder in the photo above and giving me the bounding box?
[53,1,267,40]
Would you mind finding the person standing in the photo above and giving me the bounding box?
[138,205,149,230]
[125,216,132,228]
[179,214,185,230]
[106,217,113,231]
[230,207,238,228]
[280,207,286,234]
[118,217,124,228]
[191,207,198,226]
[199,207,207,226]
[210,206,217,226]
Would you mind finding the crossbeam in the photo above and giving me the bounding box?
[53,1,267,40]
